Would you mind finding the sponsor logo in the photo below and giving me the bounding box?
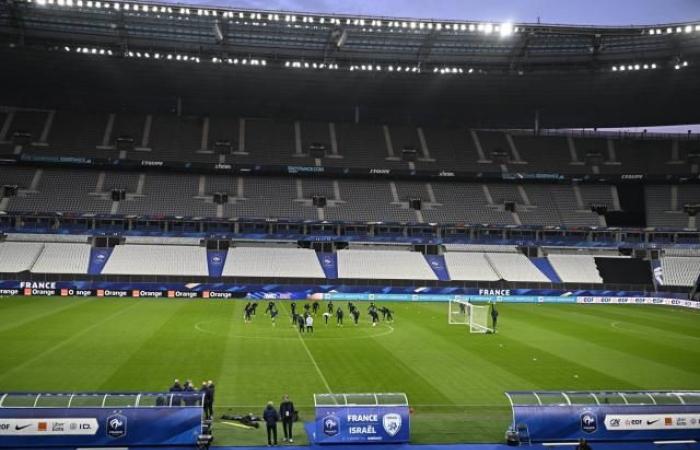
[208,291,233,299]
[214,163,232,170]
[665,417,673,426]
[382,413,402,437]
[97,289,105,297]
[608,418,621,428]
[202,291,210,299]
[38,422,48,432]
[23,288,31,296]
[621,174,644,180]
[132,290,140,298]
[581,412,597,433]
[52,422,65,432]
[438,171,455,177]
[106,414,127,438]
[211,256,223,264]
[647,419,659,425]
[167,290,175,298]
[369,169,390,175]
[61,289,69,296]
[14,424,31,431]
[323,414,340,437]
[0,289,20,295]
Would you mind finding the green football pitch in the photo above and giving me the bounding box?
[0,297,698,446]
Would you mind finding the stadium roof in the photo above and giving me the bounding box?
[1,0,700,127]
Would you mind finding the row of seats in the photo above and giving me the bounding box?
[1,109,696,174]
[0,240,694,286]
[0,166,661,228]
[661,256,700,286]
[0,242,89,273]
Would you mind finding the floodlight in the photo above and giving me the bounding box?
[500,22,513,37]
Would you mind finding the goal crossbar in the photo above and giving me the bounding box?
[448,299,493,334]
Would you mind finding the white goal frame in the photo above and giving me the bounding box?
[448,299,493,334]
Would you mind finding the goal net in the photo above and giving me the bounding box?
[448,299,493,334]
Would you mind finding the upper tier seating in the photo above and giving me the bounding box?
[222,247,325,278]
[101,244,208,276]
[337,249,437,280]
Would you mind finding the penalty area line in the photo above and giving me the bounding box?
[280,302,333,394]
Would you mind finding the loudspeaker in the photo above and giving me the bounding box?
[214,140,232,153]
[1,185,18,197]
[585,151,604,165]
[111,189,126,201]
[213,192,229,204]
[11,131,31,145]
[683,204,699,216]
[409,198,422,210]
[504,201,516,212]
[309,143,327,159]
[490,149,509,163]
[312,195,327,207]
[115,135,135,150]
[591,204,608,215]
[402,146,417,162]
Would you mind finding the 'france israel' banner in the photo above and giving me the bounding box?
[315,407,410,444]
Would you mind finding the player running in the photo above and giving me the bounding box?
[369,308,379,327]
[351,308,360,326]
[312,301,319,315]
[336,307,344,327]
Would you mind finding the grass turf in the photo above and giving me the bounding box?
[0,297,698,445]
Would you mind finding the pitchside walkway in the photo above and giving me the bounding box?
[206,443,700,450]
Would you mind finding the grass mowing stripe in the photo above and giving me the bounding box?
[0,297,92,333]
[0,300,142,384]
[279,301,333,394]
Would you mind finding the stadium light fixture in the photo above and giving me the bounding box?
[500,22,514,37]
[685,25,692,33]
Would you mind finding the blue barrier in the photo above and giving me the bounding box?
[0,392,204,448]
[506,391,700,443]
[313,394,410,445]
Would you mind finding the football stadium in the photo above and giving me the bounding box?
[0,0,699,449]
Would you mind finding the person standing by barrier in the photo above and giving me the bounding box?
[279,394,296,443]
[491,304,499,333]
[263,401,280,446]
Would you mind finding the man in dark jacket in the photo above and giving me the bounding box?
[169,378,183,406]
[263,401,280,446]
[279,394,296,442]
[202,380,215,419]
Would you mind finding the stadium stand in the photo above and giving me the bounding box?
[222,247,325,278]
[0,242,44,272]
[337,249,437,280]
[101,244,208,276]
[547,254,605,284]
[31,243,90,274]
[443,244,518,253]
[485,253,549,282]
[660,256,700,287]
[443,252,500,281]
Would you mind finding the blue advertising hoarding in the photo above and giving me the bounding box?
[314,393,410,445]
[507,391,700,443]
[0,405,202,447]
[315,406,410,444]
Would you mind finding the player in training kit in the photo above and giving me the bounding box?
[322,311,331,326]
[380,306,390,321]
[352,308,360,325]
[348,302,355,314]
[385,308,394,323]
[327,301,334,314]
[336,307,344,326]
[297,314,305,333]
[305,314,314,333]
[491,304,499,333]
[244,303,253,323]
[265,301,275,315]
[290,302,297,317]
[270,304,279,326]
[312,301,319,315]
[369,308,379,327]
[251,302,259,316]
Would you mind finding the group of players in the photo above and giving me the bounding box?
[242,300,394,331]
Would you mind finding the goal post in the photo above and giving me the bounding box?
[448,299,494,334]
